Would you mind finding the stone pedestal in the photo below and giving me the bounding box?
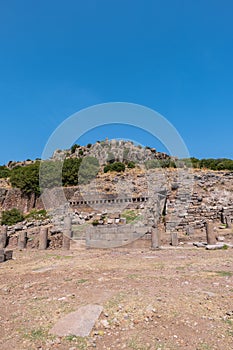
[171,231,178,246]
[18,231,27,249]
[0,226,7,249]
[151,227,161,250]
[205,222,216,245]
[225,216,232,229]
[62,216,72,250]
[39,227,48,250]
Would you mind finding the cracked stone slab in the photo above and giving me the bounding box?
[50,304,103,337]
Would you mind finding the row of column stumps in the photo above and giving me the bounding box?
[151,219,228,249]
[151,228,178,249]
[1,214,232,251]
[16,219,72,250]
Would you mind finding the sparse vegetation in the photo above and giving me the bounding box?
[121,209,140,223]
[24,209,48,221]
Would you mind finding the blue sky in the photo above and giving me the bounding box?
[0,0,233,164]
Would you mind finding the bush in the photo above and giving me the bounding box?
[87,143,92,148]
[70,144,80,154]
[104,162,125,173]
[0,166,10,178]
[92,219,99,226]
[127,161,136,169]
[1,208,24,226]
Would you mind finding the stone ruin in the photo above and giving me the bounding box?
[0,166,233,255]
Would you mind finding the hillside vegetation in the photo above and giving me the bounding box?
[0,142,233,197]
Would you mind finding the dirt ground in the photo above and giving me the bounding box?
[0,246,233,350]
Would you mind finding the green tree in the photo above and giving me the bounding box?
[78,157,99,184]
[39,160,62,190]
[10,162,40,195]
[70,144,80,154]
[62,158,82,186]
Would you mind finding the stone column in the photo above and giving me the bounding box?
[39,227,48,250]
[18,231,27,249]
[151,227,161,250]
[0,249,5,263]
[205,222,216,245]
[62,216,72,250]
[225,216,232,229]
[0,226,7,249]
[171,231,178,246]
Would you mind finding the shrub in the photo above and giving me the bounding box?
[92,219,99,226]
[1,208,24,226]
[87,143,92,148]
[70,144,80,154]
[104,162,125,173]
[0,166,10,178]
[78,149,83,156]
[127,161,136,169]
[104,164,111,173]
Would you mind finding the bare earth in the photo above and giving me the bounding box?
[0,247,233,350]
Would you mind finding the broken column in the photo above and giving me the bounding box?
[205,222,216,245]
[0,249,5,263]
[151,227,161,250]
[39,227,48,250]
[171,231,179,246]
[225,216,232,229]
[62,216,72,250]
[18,231,27,249]
[0,226,7,249]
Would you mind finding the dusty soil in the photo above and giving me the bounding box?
[0,247,233,350]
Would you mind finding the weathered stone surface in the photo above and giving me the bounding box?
[50,304,103,337]
[39,227,48,250]
[0,226,7,249]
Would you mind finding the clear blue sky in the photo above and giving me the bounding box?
[0,0,233,164]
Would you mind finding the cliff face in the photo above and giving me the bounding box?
[0,188,36,213]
